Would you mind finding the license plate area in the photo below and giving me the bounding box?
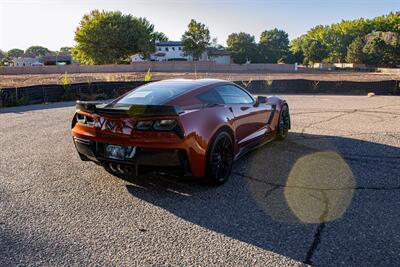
[104,144,137,160]
[104,144,125,160]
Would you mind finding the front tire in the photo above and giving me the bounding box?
[206,131,234,185]
[276,105,290,141]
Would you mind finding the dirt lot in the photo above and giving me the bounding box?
[1,71,399,88]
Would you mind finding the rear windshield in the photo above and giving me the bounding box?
[114,81,195,106]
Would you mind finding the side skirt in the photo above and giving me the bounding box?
[234,131,276,161]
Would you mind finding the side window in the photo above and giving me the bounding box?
[215,85,254,104]
[197,89,224,105]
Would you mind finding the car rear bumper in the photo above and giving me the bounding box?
[73,137,192,176]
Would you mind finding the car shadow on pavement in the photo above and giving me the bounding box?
[124,132,400,265]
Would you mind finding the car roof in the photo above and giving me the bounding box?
[149,78,228,88]
[110,79,230,107]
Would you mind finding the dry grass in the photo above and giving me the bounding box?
[1,71,399,88]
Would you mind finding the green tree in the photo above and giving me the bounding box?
[181,19,211,60]
[258,28,290,63]
[7,48,24,58]
[136,17,168,58]
[72,10,156,64]
[59,47,73,54]
[289,11,400,65]
[0,50,7,65]
[152,32,169,42]
[303,39,329,64]
[346,37,365,63]
[0,50,6,59]
[289,36,305,63]
[226,32,259,64]
[363,32,400,66]
[25,46,51,57]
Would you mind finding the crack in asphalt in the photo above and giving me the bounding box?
[264,185,280,198]
[303,191,329,265]
[300,111,355,135]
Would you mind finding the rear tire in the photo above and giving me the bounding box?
[206,131,234,185]
[276,105,290,141]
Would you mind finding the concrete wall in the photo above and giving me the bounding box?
[377,68,400,74]
[0,62,295,75]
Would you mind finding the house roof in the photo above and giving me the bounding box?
[156,41,183,47]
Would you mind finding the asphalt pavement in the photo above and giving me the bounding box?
[1,95,399,266]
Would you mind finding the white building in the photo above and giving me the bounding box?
[200,48,232,64]
[130,53,145,62]
[12,57,42,66]
[151,41,188,61]
[130,41,232,64]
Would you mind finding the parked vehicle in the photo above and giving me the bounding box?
[71,79,290,185]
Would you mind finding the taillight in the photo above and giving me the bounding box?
[135,119,178,132]
[76,113,95,127]
[135,120,154,130]
[153,119,177,131]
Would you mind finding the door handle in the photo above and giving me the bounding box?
[240,106,250,111]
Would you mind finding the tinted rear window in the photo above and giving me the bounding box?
[114,82,195,106]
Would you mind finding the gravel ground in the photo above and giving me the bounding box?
[1,95,399,266]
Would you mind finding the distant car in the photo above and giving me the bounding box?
[71,79,290,185]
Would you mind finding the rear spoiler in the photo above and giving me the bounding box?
[76,101,184,116]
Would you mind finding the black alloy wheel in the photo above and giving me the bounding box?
[207,131,234,185]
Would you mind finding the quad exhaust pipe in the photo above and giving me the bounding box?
[107,162,137,176]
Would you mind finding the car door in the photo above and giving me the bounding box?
[214,84,270,147]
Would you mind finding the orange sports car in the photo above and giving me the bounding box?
[71,79,290,185]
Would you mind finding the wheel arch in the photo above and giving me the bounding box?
[206,124,235,156]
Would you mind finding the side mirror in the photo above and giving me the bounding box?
[254,96,267,106]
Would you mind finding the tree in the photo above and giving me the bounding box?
[72,10,157,64]
[346,37,365,63]
[258,28,290,63]
[288,11,400,65]
[226,32,259,64]
[181,19,211,60]
[362,32,400,66]
[0,50,7,66]
[59,47,73,54]
[7,48,24,59]
[302,39,329,64]
[289,36,305,63]
[0,50,6,59]
[152,32,169,42]
[25,46,51,57]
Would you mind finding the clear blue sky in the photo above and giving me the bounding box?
[0,0,398,51]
